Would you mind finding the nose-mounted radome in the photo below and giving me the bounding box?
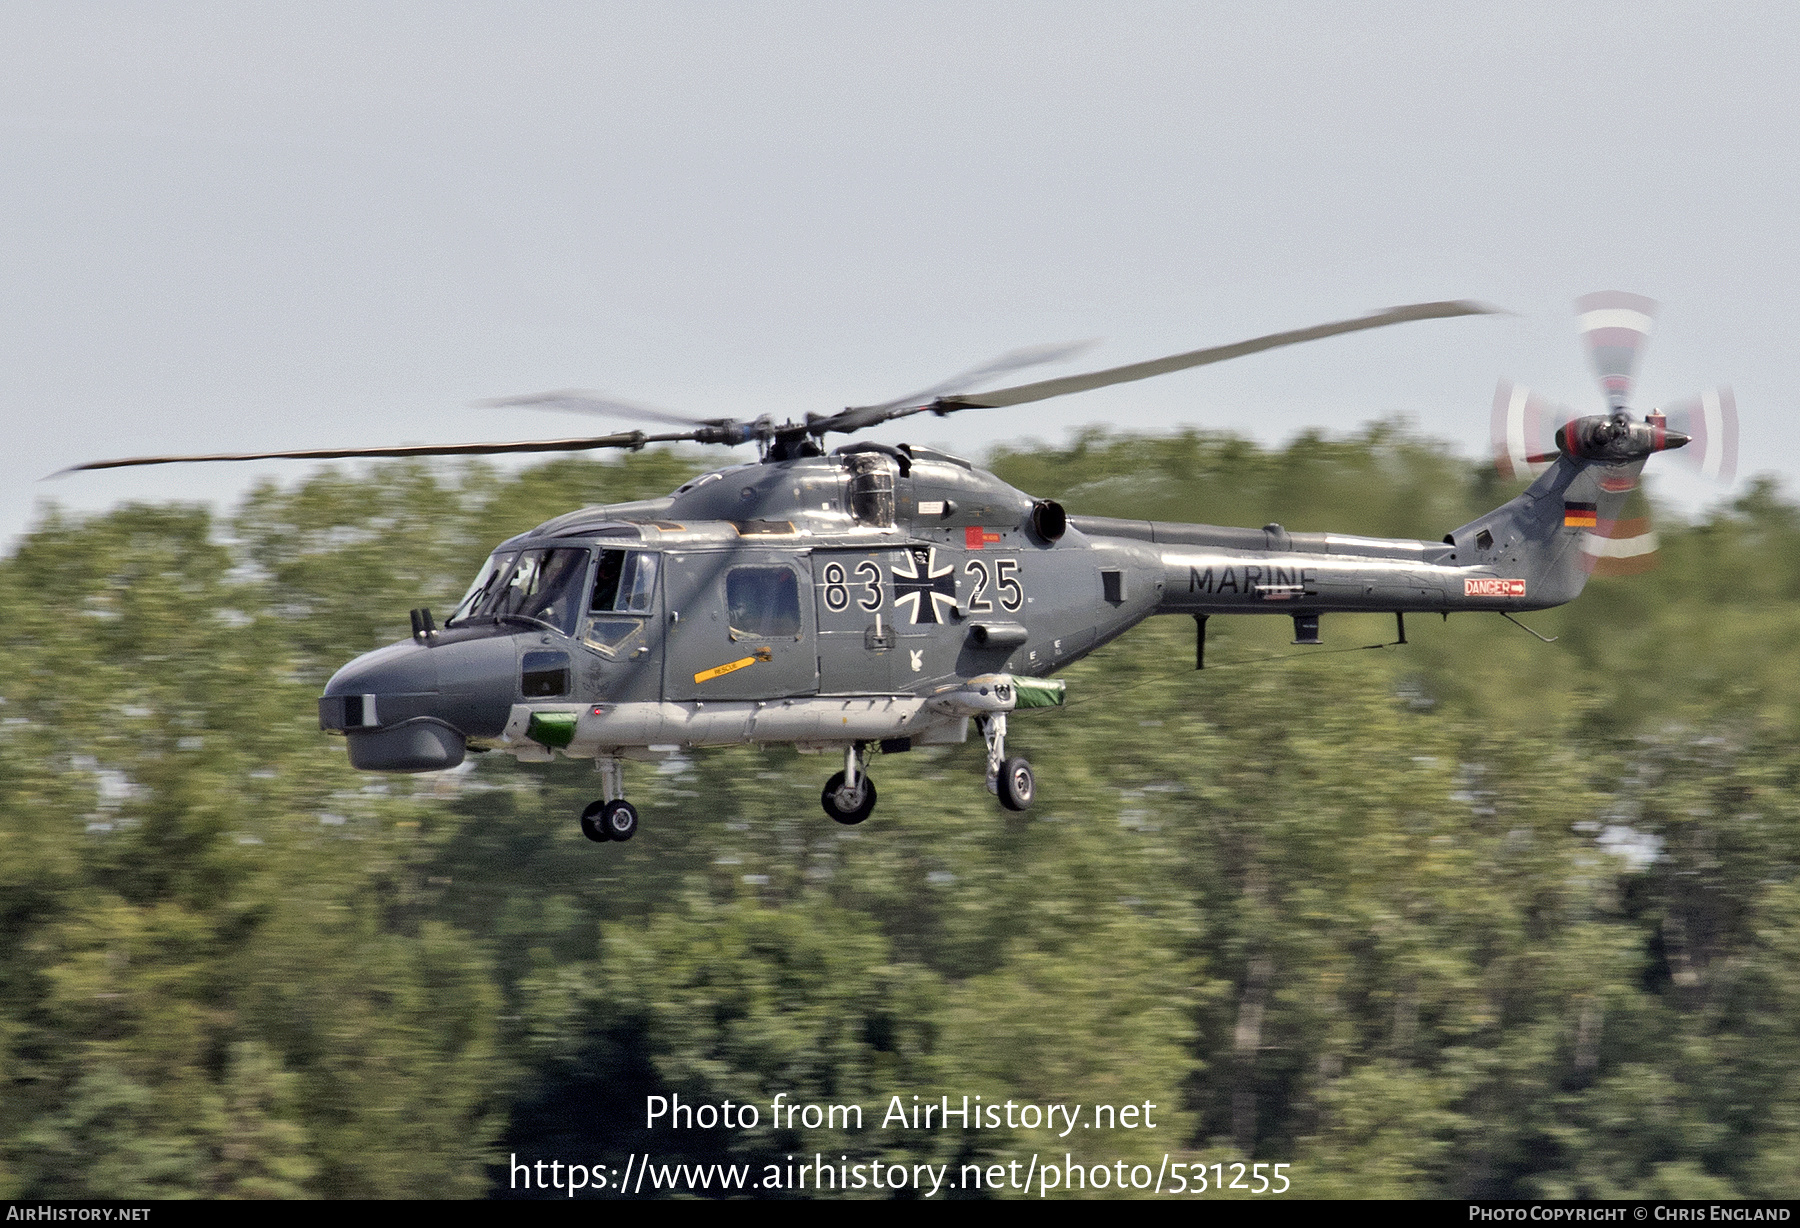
[319,637,469,773]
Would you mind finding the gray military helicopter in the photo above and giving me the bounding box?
[66,299,1695,845]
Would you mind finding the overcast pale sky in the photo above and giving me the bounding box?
[5,2,1795,550]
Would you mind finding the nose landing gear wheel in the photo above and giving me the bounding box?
[997,757,1034,811]
[580,798,639,842]
[821,771,877,825]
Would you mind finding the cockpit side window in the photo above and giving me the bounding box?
[581,551,659,657]
[591,550,626,612]
[618,553,657,613]
[590,551,658,614]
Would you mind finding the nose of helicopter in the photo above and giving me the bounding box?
[319,638,459,772]
[320,629,525,772]
[323,637,441,699]
[320,636,478,773]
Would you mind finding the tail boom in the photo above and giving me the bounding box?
[1077,451,1648,622]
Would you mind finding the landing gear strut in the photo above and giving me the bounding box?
[979,714,1034,811]
[821,742,877,825]
[580,757,639,843]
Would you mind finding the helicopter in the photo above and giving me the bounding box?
[63,297,1721,845]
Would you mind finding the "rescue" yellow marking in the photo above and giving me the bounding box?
[693,646,773,685]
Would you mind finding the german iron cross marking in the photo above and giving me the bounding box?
[892,547,957,625]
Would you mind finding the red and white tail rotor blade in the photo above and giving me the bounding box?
[1580,480,1660,576]
[1582,518,1660,576]
[1491,380,1568,480]
[1576,291,1657,411]
[1657,387,1738,484]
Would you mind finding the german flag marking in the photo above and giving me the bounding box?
[1564,501,1598,528]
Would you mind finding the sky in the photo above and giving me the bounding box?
[5,2,1796,551]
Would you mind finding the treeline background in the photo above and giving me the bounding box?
[3,427,1798,1199]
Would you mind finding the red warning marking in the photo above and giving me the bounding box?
[1464,578,1526,597]
[964,526,1002,549]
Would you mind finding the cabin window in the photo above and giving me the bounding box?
[726,567,803,640]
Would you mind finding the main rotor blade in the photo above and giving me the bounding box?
[809,300,1497,437]
[50,431,697,476]
[476,389,717,430]
[850,338,1099,419]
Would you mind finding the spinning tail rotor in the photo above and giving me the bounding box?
[1656,388,1738,484]
[1577,290,1657,412]
[1490,293,1737,574]
[1490,380,1566,481]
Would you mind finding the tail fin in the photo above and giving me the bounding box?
[1448,453,1649,609]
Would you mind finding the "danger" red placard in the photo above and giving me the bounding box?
[1464,578,1526,597]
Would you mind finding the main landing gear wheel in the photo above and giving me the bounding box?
[979,714,1035,811]
[579,798,639,842]
[600,799,638,841]
[821,771,877,825]
[997,757,1035,811]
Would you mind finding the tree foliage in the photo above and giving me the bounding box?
[4,432,1800,1198]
